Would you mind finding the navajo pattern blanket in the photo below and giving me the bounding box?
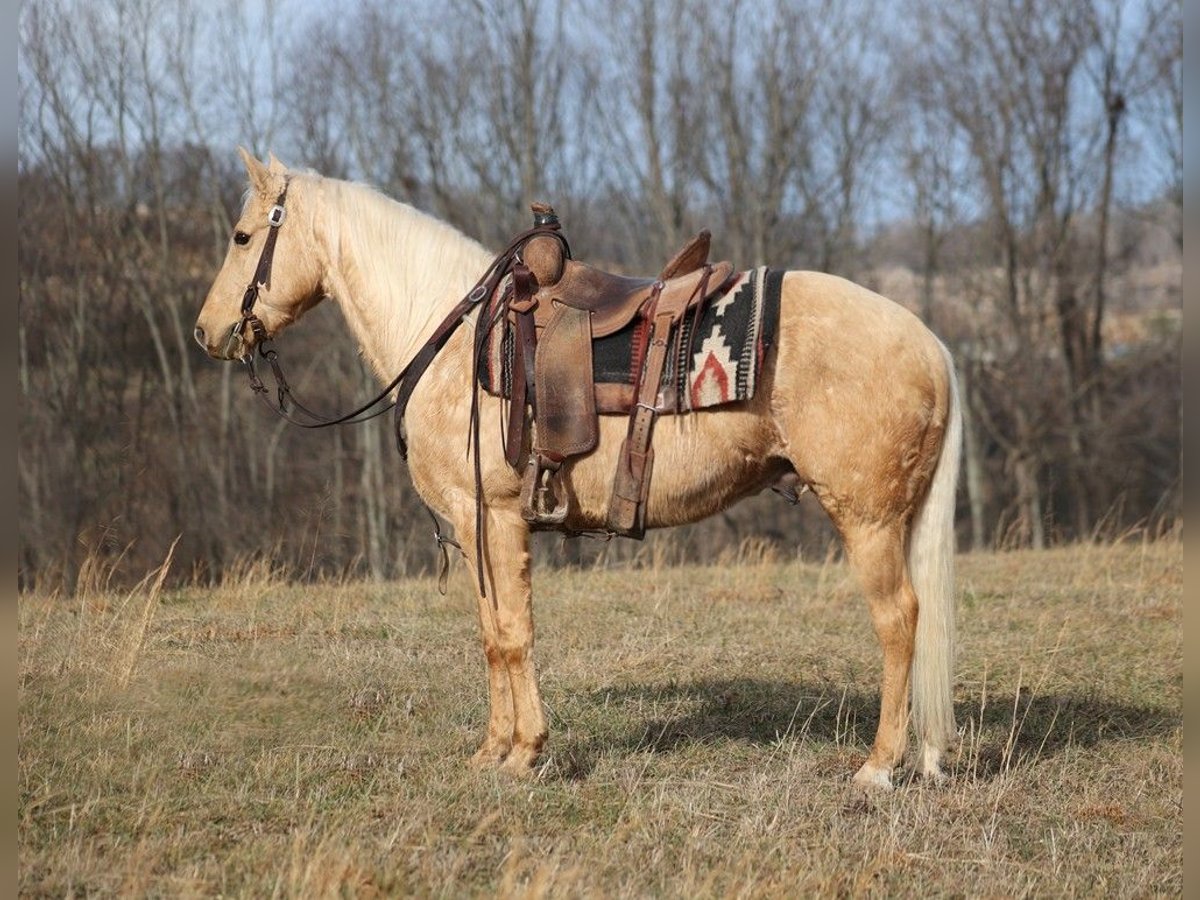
[479,266,782,411]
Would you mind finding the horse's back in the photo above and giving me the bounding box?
[776,270,946,378]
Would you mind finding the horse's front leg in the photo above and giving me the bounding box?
[468,581,516,769]
[457,508,547,774]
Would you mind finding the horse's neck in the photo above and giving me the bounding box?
[318,182,492,381]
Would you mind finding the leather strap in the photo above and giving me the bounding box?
[239,185,289,317]
[679,266,714,411]
[392,225,567,459]
[506,264,538,467]
[607,266,711,536]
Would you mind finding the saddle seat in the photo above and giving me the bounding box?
[539,265,655,336]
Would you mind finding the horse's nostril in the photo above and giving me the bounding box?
[194,326,206,348]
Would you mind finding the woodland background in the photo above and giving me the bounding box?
[17,0,1182,591]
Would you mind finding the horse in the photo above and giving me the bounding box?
[195,149,962,790]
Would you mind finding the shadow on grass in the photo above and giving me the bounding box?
[548,678,1179,781]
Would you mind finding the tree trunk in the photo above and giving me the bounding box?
[1012,406,1044,550]
[959,358,988,550]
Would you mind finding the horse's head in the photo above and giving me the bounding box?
[194,148,325,360]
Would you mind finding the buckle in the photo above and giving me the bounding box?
[267,204,286,227]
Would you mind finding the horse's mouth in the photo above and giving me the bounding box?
[218,322,264,362]
[218,328,245,361]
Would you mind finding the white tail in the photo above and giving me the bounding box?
[908,341,962,769]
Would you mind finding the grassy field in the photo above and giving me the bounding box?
[19,540,1181,897]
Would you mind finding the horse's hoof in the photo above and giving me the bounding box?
[852,762,894,791]
[917,743,947,783]
[468,741,510,770]
[497,745,540,777]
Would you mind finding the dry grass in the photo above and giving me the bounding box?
[18,539,1181,897]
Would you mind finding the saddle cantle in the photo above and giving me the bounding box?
[497,203,734,536]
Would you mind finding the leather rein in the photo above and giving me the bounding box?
[231,181,567,595]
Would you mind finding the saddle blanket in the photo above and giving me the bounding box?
[480,266,783,412]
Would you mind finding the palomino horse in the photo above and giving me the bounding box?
[195,150,962,790]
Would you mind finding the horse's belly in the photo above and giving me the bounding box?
[562,398,786,531]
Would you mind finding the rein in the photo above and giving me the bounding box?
[232,183,569,597]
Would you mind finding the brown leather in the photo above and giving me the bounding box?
[500,203,735,532]
[519,225,725,336]
[658,230,711,280]
[522,233,566,287]
[544,263,654,319]
[533,303,598,458]
[506,264,538,467]
[606,277,703,537]
[529,259,732,338]
[519,300,600,528]
[519,257,732,483]
[516,256,731,530]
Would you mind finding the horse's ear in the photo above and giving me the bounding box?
[237,145,272,195]
[266,151,288,175]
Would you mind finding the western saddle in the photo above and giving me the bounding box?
[499,203,734,538]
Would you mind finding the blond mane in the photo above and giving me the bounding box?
[298,174,493,381]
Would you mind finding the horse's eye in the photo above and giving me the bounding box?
[233,230,251,246]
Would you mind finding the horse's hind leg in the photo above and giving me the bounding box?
[841,518,918,790]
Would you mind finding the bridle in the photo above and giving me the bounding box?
[229,181,288,359]
[227,179,570,596]
[232,178,405,429]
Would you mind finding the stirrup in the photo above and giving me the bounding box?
[520,455,569,526]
